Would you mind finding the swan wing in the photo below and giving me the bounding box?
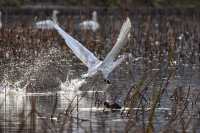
[36,20,100,68]
[102,17,131,65]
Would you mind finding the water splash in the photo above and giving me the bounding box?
[60,77,86,92]
[59,77,86,108]
[0,76,27,95]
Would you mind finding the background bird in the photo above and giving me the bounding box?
[79,11,100,32]
[35,9,59,29]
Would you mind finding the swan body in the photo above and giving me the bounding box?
[79,20,99,32]
[36,18,131,82]
[79,11,100,32]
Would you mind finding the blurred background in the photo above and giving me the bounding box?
[1,0,200,8]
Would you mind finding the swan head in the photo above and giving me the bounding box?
[53,10,59,15]
[92,11,97,22]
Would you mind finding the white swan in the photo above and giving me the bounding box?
[79,11,100,32]
[36,18,131,83]
[0,11,2,29]
[36,10,59,29]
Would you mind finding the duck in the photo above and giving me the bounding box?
[79,11,100,32]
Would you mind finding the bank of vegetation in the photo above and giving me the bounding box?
[0,0,200,8]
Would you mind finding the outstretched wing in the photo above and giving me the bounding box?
[102,17,131,64]
[36,20,101,69]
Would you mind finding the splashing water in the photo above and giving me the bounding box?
[0,76,28,95]
[60,77,86,92]
[59,77,85,102]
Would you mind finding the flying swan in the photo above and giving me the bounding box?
[36,17,131,83]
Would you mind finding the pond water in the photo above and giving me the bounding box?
[0,11,200,132]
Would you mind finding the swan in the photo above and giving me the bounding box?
[36,17,131,83]
[35,10,59,29]
[79,11,100,32]
[0,11,2,29]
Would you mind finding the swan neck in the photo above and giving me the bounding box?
[52,11,57,23]
[92,11,97,22]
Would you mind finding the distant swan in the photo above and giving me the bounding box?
[36,10,59,29]
[0,11,2,29]
[79,11,100,32]
[36,18,131,83]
